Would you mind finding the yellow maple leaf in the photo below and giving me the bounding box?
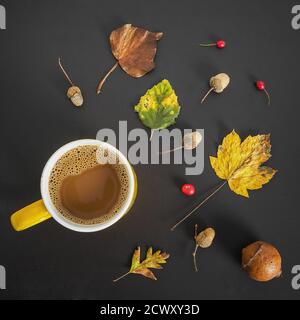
[171,130,278,230]
[210,130,277,197]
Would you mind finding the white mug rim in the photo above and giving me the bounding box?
[40,139,135,232]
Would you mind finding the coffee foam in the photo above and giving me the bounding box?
[49,145,130,225]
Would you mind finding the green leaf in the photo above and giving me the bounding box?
[134,79,181,130]
[129,247,141,272]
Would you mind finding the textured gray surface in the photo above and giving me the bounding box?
[0,0,299,299]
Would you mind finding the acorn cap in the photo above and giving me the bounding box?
[210,73,230,93]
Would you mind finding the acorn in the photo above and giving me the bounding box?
[58,58,83,107]
[193,225,216,272]
[242,241,282,282]
[67,86,83,107]
[195,227,216,248]
[201,73,230,103]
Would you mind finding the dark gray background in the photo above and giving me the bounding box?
[0,0,299,300]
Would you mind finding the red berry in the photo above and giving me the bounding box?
[255,80,271,106]
[256,80,265,91]
[216,40,226,48]
[181,184,196,196]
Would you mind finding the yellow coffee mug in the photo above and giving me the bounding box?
[11,139,137,232]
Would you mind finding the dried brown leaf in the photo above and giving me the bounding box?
[97,24,163,94]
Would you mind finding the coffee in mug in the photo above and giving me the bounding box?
[49,145,129,224]
[10,140,137,232]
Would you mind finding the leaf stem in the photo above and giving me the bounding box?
[171,181,227,231]
[201,87,214,104]
[194,224,198,239]
[192,245,199,272]
[264,89,271,106]
[199,43,216,47]
[160,146,183,154]
[113,271,130,283]
[58,58,74,86]
[150,129,159,141]
[96,61,119,94]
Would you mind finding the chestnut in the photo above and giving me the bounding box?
[242,241,282,282]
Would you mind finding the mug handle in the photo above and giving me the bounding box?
[11,200,52,231]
